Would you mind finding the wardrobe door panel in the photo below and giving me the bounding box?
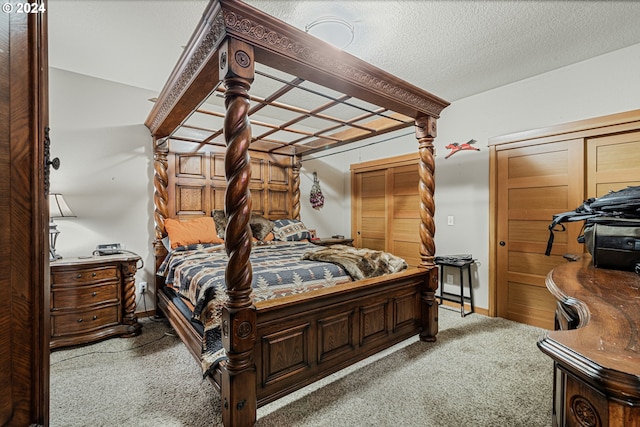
[0,11,11,423]
[0,5,50,425]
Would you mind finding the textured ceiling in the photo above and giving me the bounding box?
[48,1,640,102]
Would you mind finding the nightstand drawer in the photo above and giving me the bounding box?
[52,305,120,337]
[51,283,119,310]
[52,265,119,286]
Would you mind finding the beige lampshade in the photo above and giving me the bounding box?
[49,193,76,219]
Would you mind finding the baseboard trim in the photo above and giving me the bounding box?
[135,309,156,319]
[439,300,488,317]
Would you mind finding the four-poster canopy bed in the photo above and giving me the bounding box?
[144,0,449,425]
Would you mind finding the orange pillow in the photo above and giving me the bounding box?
[164,217,224,249]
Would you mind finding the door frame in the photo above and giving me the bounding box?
[488,109,640,318]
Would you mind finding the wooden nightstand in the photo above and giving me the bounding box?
[50,254,142,349]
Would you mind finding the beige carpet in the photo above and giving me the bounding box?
[50,307,553,426]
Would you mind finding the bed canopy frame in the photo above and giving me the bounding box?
[145,1,449,425]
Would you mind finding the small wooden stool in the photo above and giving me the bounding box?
[435,255,475,317]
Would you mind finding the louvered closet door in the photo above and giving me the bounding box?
[354,170,386,250]
[496,140,584,329]
[587,130,640,197]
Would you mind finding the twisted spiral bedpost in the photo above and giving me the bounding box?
[220,39,257,427]
[415,115,439,342]
[153,139,169,242]
[292,159,301,220]
[418,140,436,267]
[153,140,169,308]
[223,76,254,308]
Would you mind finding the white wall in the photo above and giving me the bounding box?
[300,42,640,311]
[49,42,640,313]
[49,68,156,312]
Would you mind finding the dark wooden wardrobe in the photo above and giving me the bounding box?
[0,3,50,425]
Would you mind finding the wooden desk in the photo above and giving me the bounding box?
[537,257,640,427]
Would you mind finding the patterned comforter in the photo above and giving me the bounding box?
[158,241,354,373]
[159,241,352,321]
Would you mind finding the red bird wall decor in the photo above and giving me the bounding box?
[444,139,480,159]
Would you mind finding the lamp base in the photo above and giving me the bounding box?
[49,221,62,261]
[50,248,62,261]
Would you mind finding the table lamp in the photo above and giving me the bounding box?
[49,193,76,260]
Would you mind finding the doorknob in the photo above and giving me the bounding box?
[47,157,60,170]
[499,241,506,246]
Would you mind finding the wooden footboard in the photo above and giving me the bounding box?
[157,266,434,406]
[253,267,431,406]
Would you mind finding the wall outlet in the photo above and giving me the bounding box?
[447,215,454,226]
[446,274,454,284]
[139,282,147,293]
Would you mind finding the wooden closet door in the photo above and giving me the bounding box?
[352,153,421,264]
[389,164,421,267]
[587,131,640,197]
[353,169,386,250]
[496,140,584,329]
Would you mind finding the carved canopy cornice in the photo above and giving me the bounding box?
[221,5,448,119]
[147,8,226,134]
[145,1,227,137]
[145,0,449,154]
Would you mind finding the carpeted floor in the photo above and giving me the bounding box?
[50,307,553,426]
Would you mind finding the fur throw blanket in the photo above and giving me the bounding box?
[302,244,408,280]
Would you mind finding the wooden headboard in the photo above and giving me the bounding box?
[158,140,299,223]
[152,139,300,275]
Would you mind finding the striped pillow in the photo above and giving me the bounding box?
[272,219,311,241]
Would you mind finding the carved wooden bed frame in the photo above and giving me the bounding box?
[144,1,449,425]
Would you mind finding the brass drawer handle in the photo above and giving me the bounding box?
[92,316,97,320]
[77,318,83,323]
[92,292,97,297]
[76,274,82,279]
[92,272,97,277]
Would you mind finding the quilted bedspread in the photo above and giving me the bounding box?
[158,241,354,374]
